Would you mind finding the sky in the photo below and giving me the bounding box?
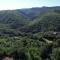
[0,0,60,10]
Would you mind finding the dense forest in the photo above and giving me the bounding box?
[0,6,60,60]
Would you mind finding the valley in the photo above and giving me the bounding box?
[0,6,60,60]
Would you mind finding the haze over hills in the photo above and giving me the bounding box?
[20,6,60,19]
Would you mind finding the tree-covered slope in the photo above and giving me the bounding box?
[0,10,31,36]
[0,10,30,29]
[24,10,60,33]
[0,7,60,34]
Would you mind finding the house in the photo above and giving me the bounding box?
[53,32,60,35]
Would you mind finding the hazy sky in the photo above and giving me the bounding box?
[0,0,60,10]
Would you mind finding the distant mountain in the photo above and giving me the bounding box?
[19,6,60,19]
[0,6,60,35]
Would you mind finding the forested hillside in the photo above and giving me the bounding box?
[0,7,60,60]
[25,10,60,33]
